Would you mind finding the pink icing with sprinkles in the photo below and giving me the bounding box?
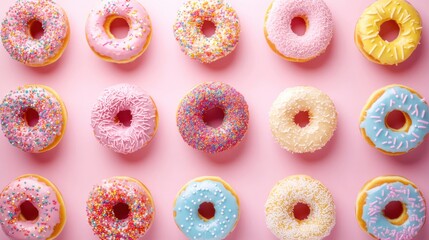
[177,82,249,153]
[0,85,64,153]
[265,0,333,61]
[91,84,158,154]
[86,177,155,239]
[86,0,152,62]
[0,176,62,240]
[1,0,69,66]
[173,0,240,63]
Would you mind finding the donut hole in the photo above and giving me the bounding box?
[201,20,216,37]
[293,202,310,221]
[291,17,307,36]
[106,16,130,39]
[294,111,310,128]
[383,201,404,220]
[28,20,44,39]
[115,110,133,127]
[24,108,39,127]
[198,202,215,221]
[385,110,410,131]
[19,201,39,221]
[113,202,130,220]
[379,20,400,42]
[203,107,225,128]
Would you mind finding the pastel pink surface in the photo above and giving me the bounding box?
[0,0,428,240]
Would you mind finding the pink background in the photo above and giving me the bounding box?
[1,0,429,239]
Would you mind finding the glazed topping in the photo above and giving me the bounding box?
[86,177,154,239]
[177,82,249,153]
[265,0,333,60]
[1,0,69,65]
[173,0,240,63]
[356,0,422,65]
[0,176,61,239]
[174,179,239,240]
[86,0,151,61]
[360,86,429,153]
[269,86,337,153]
[91,84,157,154]
[362,182,426,240]
[265,175,336,240]
[0,86,64,152]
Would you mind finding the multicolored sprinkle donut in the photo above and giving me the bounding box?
[0,85,67,153]
[0,174,66,240]
[1,0,70,66]
[264,0,334,62]
[86,176,155,239]
[173,0,240,63]
[355,0,422,65]
[269,86,337,153]
[265,175,336,240]
[173,176,239,240]
[91,84,158,154]
[86,0,152,63]
[356,176,426,240]
[176,82,249,153]
[360,85,429,155]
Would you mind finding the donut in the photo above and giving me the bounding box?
[355,0,422,65]
[0,174,66,239]
[91,84,158,154]
[269,86,337,153]
[86,0,152,63]
[173,0,240,63]
[1,0,70,67]
[356,176,426,240]
[264,0,334,62]
[265,175,336,240]
[360,84,429,155]
[176,82,249,153]
[0,85,67,153]
[173,176,239,240]
[86,176,155,239]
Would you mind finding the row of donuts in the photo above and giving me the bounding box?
[0,174,425,240]
[1,0,423,66]
[1,82,428,155]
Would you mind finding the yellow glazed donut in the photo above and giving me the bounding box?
[269,86,337,153]
[356,176,426,239]
[265,175,336,240]
[355,0,422,65]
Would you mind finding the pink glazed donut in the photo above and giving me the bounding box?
[86,0,152,63]
[264,0,333,62]
[91,84,158,154]
[0,174,66,240]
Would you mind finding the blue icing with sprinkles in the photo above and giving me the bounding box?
[362,182,426,239]
[174,179,239,240]
[360,86,429,153]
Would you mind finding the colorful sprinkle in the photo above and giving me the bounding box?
[86,177,155,239]
[176,82,249,153]
[0,85,65,153]
[1,0,69,66]
[173,0,240,63]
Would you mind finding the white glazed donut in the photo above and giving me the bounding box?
[269,86,337,153]
[265,175,336,240]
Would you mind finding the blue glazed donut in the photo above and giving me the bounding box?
[356,176,426,240]
[173,176,239,240]
[360,84,429,155]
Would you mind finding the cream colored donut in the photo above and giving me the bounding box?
[269,86,337,153]
[265,175,336,240]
